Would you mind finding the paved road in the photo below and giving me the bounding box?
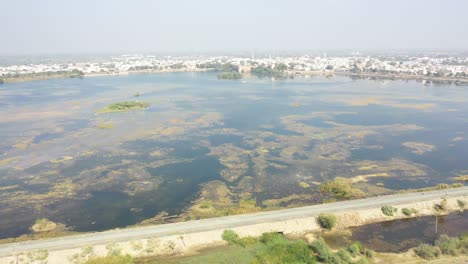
[1,187,467,256]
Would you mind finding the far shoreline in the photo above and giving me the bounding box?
[1,68,468,85]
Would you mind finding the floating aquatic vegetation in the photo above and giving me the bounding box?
[319,177,365,200]
[262,194,315,207]
[96,122,114,129]
[402,142,435,154]
[0,156,19,166]
[209,144,250,182]
[96,101,150,114]
[353,159,428,178]
[349,173,390,183]
[50,156,73,163]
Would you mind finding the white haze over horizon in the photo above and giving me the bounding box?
[2,0,468,55]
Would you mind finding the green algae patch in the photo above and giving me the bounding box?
[96,122,114,129]
[402,142,435,155]
[96,101,150,114]
[50,156,73,163]
[0,156,19,166]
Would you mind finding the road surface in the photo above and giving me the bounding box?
[1,186,467,256]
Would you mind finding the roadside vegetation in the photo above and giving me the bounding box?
[433,198,448,212]
[401,208,417,216]
[97,101,150,114]
[457,199,466,210]
[317,214,337,230]
[213,230,373,264]
[381,205,398,216]
[85,255,134,264]
[415,234,468,260]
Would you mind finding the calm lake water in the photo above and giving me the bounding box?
[0,72,467,238]
[351,211,468,252]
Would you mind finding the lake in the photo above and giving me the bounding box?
[0,72,467,238]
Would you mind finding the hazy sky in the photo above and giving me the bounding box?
[3,0,468,54]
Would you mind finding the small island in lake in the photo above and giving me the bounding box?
[217,72,243,80]
[97,101,150,114]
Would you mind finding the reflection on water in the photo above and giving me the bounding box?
[351,211,468,252]
[0,73,468,239]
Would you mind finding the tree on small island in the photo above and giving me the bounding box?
[217,72,243,80]
[251,63,290,79]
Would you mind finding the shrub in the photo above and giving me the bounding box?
[84,255,133,264]
[457,199,466,209]
[348,242,364,257]
[239,236,259,247]
[199,200,212,209]
[402,208,417,216]
[259,232,284,245]
[336,248,352,263]
[365,249,376,259]
[317,213,337,230]
[26,249,49,262]
[459,235,468,254]
[222,230,259,247]
[434,198,448,212]
[310,238,341,263]
[381,205,398,216]
[222,230,241,246]
[106,243,122,256]
[435,234,459,256]
[414,244,441,259]
[254,239,316,264]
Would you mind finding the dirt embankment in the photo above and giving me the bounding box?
[0,195,466,264]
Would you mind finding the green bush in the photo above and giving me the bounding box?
[348,242,364,257]
[435,235,460,256]
[414,244,441,260]
[457,199,466,209]
[402,208,417,216]
[317,213,337,230]
[365,249,376,259]
[336,248,353,263]
[254,239,316,264]
[310,238,341,263]
[381,205,398,216]
[434,198,448,212]
[222,230,241,246]
[239,236,259,247]
[259,232,285,245]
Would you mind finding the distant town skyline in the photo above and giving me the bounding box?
[3,0,468,54]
